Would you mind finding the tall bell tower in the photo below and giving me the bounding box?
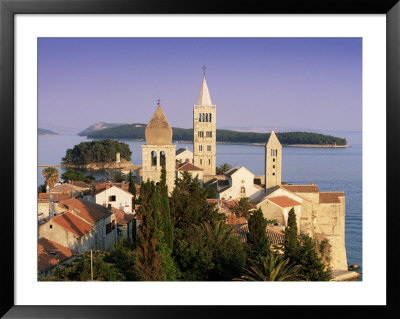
[193,67,216,176]
[265,131,282,189]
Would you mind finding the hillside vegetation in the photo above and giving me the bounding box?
[85,124,347,145]
[62,139,132,165]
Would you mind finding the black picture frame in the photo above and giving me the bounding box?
[1,0,399,318]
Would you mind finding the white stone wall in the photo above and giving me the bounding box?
[177,170,204,184]
[95,186,133,213]
[176,149,193,163]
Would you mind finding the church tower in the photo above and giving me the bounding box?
[265,131,282,189]
[193,70,216,176]
[141,103,176,194]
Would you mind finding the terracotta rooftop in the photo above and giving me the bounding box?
[319,192,345,204]
[282,184,319,193]
[38,238,77,272]
[111,207,135,225]
[94,184,134,197]
[177,162,203,171]
[51,211,92,237]
[268,196,301,208]
[70,181,91,188]
[59,198,111,224]
[38,193,71,202]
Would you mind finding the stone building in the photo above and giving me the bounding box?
[193,75,216,176]
[141,104,176,194]
[251,132,348,271]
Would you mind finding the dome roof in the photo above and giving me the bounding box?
[145,105,172,145]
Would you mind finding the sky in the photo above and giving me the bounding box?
[38,38,362,134]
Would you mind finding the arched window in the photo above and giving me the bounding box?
[209,113,212,122]
[151,151,157,166]
[199,113,202,122]
[202,113,205,122]
[205,113,209,122]
[160,151,166,167]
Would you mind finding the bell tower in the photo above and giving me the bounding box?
[141,102,176,194]
[265,131,282,189]
[193,67,216,176]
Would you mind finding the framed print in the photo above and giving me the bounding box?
[1,0,399,318]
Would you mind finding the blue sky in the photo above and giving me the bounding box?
[38,38,362,133]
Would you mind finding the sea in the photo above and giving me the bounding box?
[38,131,362,277]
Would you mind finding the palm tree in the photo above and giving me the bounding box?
[228,197,256,220]
[200,219,232,245]
[42,167,60,189]
[216,163,232,175]
[236,253,302,281]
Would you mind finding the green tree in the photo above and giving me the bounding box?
[216,163,232,175]
[42,167,60,188]
[128,171,136,196]
[229,197,256,220]
[134,180,179,281]
[284,207,299,261]
[246,208,271,258]
[61,169,85,182]
[109,170,126,183]
[159,166,174,251]
[236,253,302,281]
[37,184,46,193]
[104,239,139,281]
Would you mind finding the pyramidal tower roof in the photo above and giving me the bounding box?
[145,105,172,145]
[266,130,282,148]
[197,76,213,106]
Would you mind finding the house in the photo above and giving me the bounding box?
[38,198,117,253]
[111,207,136,244]
[176,162,204,183]
[217,166,264,201]
[49,182,90,197]
[38,237,77,279]
[94,185,134,214]
[176,147,193,164]
[38,192,71,224]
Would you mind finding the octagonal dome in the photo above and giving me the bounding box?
[145,105,172,145]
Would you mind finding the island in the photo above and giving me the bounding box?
[80,123,348,147]
[38,128,58,135]
[61,139,133,170]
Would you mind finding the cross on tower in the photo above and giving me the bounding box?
[156,98,161,106]
[201,65,207,77]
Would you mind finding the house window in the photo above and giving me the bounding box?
[109,195,116,202]
[199,145,203,151]
[240,187,246,194]
[207,145,211,151]
[106,223,112,234]
[50,224,53,229]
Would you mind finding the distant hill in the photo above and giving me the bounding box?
[77,122,129,136]
[38,128,58,135]
[84,123,347,146]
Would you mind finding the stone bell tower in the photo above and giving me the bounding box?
[193,67,216,176]
[265,131,282,189]
[141,103,176,194]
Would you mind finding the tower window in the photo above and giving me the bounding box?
[207,145,211,151]
[200,159,202,165]
[206,131,212,138]
[151,151,157,166]
[272,173,275,176]
[209,113,212,122]
[209,159,211,165]
[199,145,203,151]
[202,113,205,122]
[199,113,202,122]
[160,151,166,167]
[273,165,275,169]
[198,131,204,138]
[276,149,278,156]
[205,113,209,122]
[273,158,275,162]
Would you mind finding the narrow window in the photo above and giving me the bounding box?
[240,187,246,194]
[160,151,166,167]
[199,113,202,122]
[50,224,53,229]
[151,151,157,166]
[199,145,203,151]
[209,159,211,165]
[207,145,211,152]
[276,149,278,156]
[200,159,203,165]
[272,173,275,176]
[205,113,208,122]
[273,165,275,169]
[106,223,112,235]
[202,113,205,122]
[209,113,212,122]
[273,158,276,162]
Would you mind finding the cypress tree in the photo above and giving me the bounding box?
[159,166,174,250]
[246,208,270,258]
[284,207,299,261]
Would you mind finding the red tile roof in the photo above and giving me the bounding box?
[319,192,344,204]
[38,238,77,272]
[177,162,203,171]
[59,198,110,224]
[51,212,92,237]
[38,193,71,202]
[282,184,319,193]
[111,207,135,225]
[268,196,301,208]
[70,181,91,188]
